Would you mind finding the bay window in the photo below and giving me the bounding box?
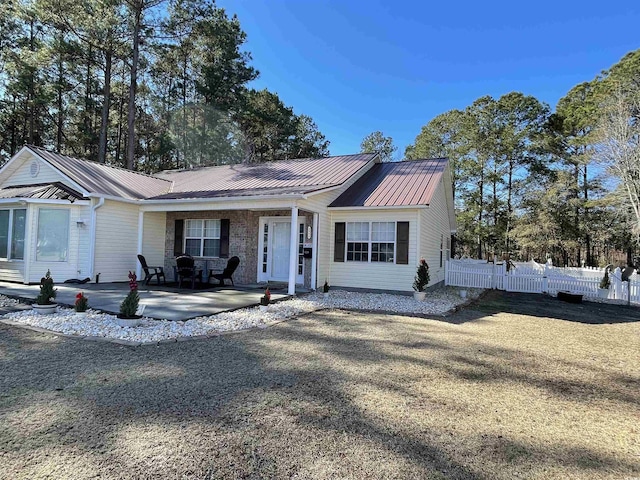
[0,209,26,260]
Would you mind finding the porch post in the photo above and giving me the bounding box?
[136,211,144,279]
[288,206,298,295]
[311,212,319,290]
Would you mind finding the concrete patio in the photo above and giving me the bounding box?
[0,281,293,321]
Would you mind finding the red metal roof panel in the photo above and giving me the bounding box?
[328,158,448,208]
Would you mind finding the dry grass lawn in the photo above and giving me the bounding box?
[0,291,638,479]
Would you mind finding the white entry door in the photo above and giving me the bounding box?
[271,221,291,280]
[258,217,305,284]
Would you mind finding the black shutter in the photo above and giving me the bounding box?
[334,222,345,262]
[174,219,184,256]
[220,219,230,258]
[396,221,409,264]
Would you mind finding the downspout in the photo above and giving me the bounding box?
[88,197,105,279]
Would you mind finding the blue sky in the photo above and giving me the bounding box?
[216,0,640,157]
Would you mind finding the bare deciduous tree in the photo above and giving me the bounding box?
[595,90,640,240]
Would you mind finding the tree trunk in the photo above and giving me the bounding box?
[84,45,93,155]
[28,19,35,145]
[56,45,64,152]
[127,0,143,170]
[477,173,484,259]
[98,48,113,163]
[584,164,591,266]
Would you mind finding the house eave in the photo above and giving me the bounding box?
[0,198,91,206]
[139,193,307,212]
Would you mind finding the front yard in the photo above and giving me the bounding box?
[0,291,638,479]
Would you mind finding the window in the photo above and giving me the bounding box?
[346,221,396,263]
[184,219,221,257]
[37,208,69,261]
[0,209,26,260]
[371,222,395,262]
[346,222,369,261]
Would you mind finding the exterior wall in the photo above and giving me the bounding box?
[4,156,67,187]
[141,212,166,269]
[94,200,140,282]
[420,179,453,285]
[27,203,92,283]
[298,159,376,289]
[327,209,421,292]
[165,209,313,286]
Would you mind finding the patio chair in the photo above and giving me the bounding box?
[209,256,240,286]
[137,254,166,285]
[175,254,203,289]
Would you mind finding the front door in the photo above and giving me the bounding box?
[258,217,305,284]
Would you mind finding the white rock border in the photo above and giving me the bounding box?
[0,287,483,345]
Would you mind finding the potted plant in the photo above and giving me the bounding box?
[598,269,611,299]
[323,280,330,299]
[33,270,58,314]
[74,292,89,316]
[116,272,141,327]
[259,287,271,312]
[412,259,429,301]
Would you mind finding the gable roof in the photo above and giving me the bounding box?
[17,147,377,202]
[27,146,173,200]
[152,153,376,200]
[329,158,448,208]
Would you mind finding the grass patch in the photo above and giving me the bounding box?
[0,292,639,479]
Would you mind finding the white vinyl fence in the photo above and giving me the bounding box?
[445,259,640,304]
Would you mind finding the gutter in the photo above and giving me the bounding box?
[88,197,105,278]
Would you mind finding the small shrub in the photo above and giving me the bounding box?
[119,272,140,317]
[413,259,430,292]
[323,280,330,293]
[75,292,88,312]
[36,270,57,305]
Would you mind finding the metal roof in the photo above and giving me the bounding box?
[155,153,376,196]
[0,183,88,202]
[28,146,173,200]
[329,158,448,208]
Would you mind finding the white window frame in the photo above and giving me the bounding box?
[0,208,27,261]
[183,219,221,258]
[345,221,396,263]
[36,208,70,262]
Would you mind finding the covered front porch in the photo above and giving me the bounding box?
[137,200,321,295]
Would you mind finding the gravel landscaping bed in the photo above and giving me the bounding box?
[0,287,482,343]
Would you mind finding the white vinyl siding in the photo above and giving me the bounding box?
[94,200,140,283]
[141,212,166,269]
[4,157,68,187]
[420,179,452,285]
[330,210,419,291]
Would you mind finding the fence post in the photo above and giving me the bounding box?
[491,257,496,289]
[542,263,548,294]
[445,260,449,286]
[612,267,623,299]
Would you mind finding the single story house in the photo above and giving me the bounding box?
[0,146,456,293]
